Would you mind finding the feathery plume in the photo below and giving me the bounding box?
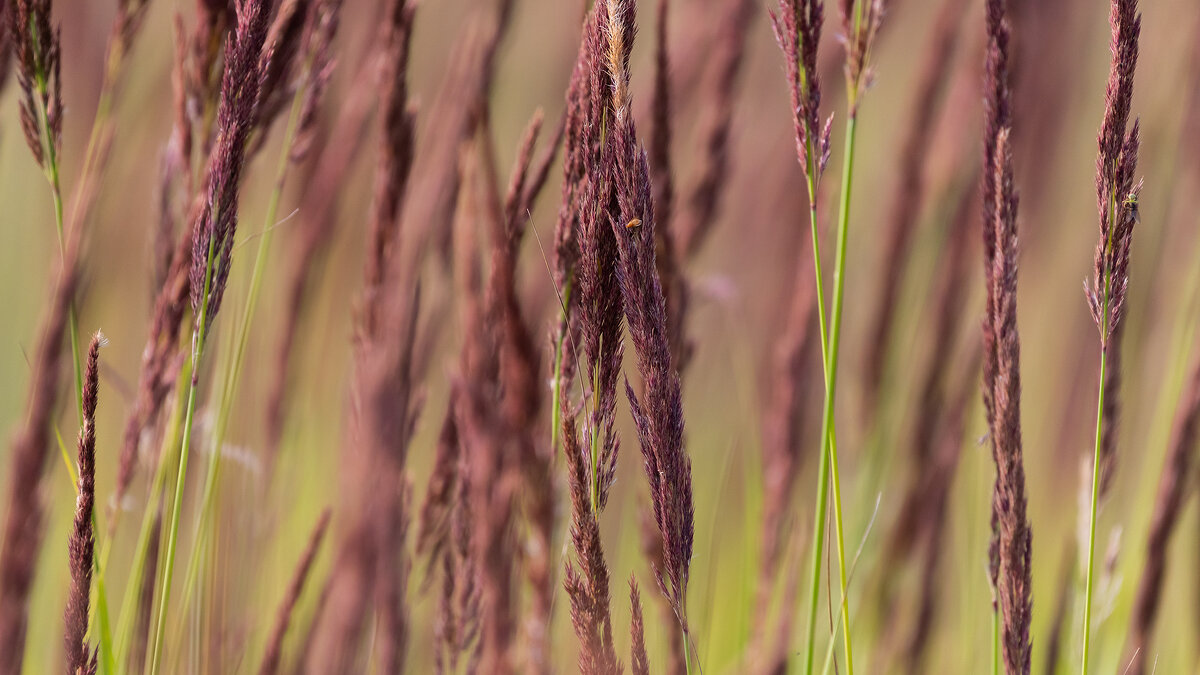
[987,126,1033,675]
[981,0,1013,451]
[412,0,516,267]
[487,109,560,674]
[416,396,462,576]
[8,0,61,169]
[1081,3,1141,671]
[981,0,1012,629]
[562,415,619,674]
[185,0,234,154]
[649,0,673,236]
[431,435,481,673]
[361,0,417,320]
[499,110,545,254]
[109,0,152,72]
[550,1,610,457]
[288,0,344,161]
[452,149,519,672]
[189,0,273,328]
[838,0,883,109]
[64,334,104,675]
[604,0,694,638]
[307,0,430,669]
[581,5,626,517]
[1084,0,1142,500]
[770,0,831,190]
[648,0,689,378]
[554,20,627,633]
[254,0,313,140]
[629,578,650,675]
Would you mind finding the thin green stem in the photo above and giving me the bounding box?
[176,86,305,637]
[1081,347,1106,675]
[551,341,563,452]
[35,80,84,431]
[992,606,1000,675]
[799,134,830,675]
[683,627,693,675]
[111,356,188,673]
[802,436,833,675]
[147,231,217,675]
[589,354,602,515]
[31,26,136,674]
[550,279,573,456]
[826,112,858,675]
[31,47,117,674]
[89,505,115,675]
[802,112,858,675]
[1082,188,1118,675]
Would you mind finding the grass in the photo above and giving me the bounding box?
[147,228,218,675]
[3,0,1199,673]
[1081,178,1121,675]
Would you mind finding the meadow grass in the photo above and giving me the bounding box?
[3,0,1200,673]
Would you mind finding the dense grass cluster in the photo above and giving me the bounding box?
[1,0,1199,673]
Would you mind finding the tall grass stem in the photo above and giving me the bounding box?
[1081,348,1106,675]
[1082,191,1118,675]
[147,232,218,675]
[802,113,858,675]
[175,84,306,634]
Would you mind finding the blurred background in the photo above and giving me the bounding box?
[2,0,1200,672]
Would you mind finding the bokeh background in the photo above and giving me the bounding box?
[2,0,1200,672]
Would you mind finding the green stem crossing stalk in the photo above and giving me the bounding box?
[802,110,858,675]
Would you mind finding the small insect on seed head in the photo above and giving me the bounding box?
[1124,192,1140,224]
[626,218,642,230]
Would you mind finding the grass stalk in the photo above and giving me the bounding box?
[27,17,84,428]
[32,48,121,674]
[111,360,188,672]
[175,85,306,636]
[992,606,999,675]
[802,112,858,675]
[683,620,693,675]
[146,231,218,675]
[1081,348,1105,675]
[826,112,858,675]
[550,279,572,456]
[1082,190,1118,675]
